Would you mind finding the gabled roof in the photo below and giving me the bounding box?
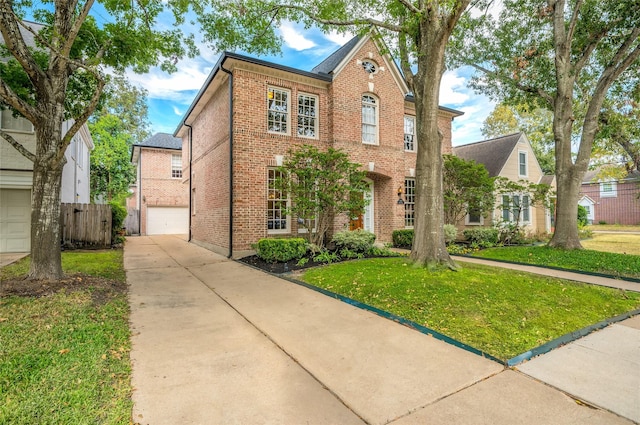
[311,35,361,75]
[136,132,182,150]
[539,174,555,186]
[582,166,640,184]
[452,133,523,177]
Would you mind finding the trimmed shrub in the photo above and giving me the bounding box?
[332,229,376,253]
[254,238,307,262]
[443,224,458,245]
[463,227,499,246]
[392,229,413,248]
[577,205,588,227]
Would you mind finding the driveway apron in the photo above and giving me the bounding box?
[126,236,634,425]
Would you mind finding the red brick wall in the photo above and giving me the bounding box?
[139,148,188,235]
[580,181,640,225]
[187,38,456,254]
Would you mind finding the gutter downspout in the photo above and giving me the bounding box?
[184,123,193,242]
[220,64,234,259]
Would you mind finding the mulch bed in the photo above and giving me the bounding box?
[1,273,127,304]
[239,255,328,274]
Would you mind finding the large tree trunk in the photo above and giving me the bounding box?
[409,23,456,270]
[548,166,583,249]
[28,121,66,280]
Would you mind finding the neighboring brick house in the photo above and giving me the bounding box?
[129,133,189,235]
[175,33,463,257]
[453,133,555,235]
[579,168,640,225]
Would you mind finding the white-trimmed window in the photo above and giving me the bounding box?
[518,151,528,177]
[502,194,531,223]
[297,93,318,138]
[267,168,290,233]
[600,181,617,197]
[404,116,416,151]
[362,94,378,144]
[171,154,182,178]
[75,137,84,169]
[465,206,483,225]
[0,109,33,132]
[267,87,290,134]
[404,178,416,227]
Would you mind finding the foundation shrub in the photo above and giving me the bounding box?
[463,227,499,247]
[392,229,413,248]
[254,238,308,263]
[332,230,376,253]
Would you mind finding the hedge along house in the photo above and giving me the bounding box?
[175,33,462,258]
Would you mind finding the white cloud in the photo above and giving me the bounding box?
[439,70,470,106]
[172,105,183,116]
[324,29,354,46]
[279,22,317,51]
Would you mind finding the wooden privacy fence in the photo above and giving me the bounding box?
[124,207,140,235]
[61,203,112,248]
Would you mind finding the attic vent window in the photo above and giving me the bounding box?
[362,60,377,74]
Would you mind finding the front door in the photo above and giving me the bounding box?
[349,180,373,232]
[349,193,364,230]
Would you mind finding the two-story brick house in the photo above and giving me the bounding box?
[129,133,189,235]
[175,33,462,257]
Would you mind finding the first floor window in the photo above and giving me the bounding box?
[502,194,531,223]
[404,116,415,151]
[404,178,416,227]
[267,169,289,233]
[171,154,182,178]
[466,207,482,225]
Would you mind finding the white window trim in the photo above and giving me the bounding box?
[362,94,379,145]
[501,193,531,224]
[465,210,484,226]
[171,154,182,179]
[267,168,291,234]
[518,150,528,177]
[0,109,34,133]
[267,87,291,135]
[599,181,618,197]
[404,115,416,152]
[404,177,416,228]
[297,93,319,139]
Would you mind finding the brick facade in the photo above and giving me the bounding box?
[179,35,461,256]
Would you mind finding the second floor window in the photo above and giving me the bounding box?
[171,154,182,178]
[268,87,290,134]
[297,94,318,138]
[519,151,528,177]
[404,116,416,151]
[362,94,378,144]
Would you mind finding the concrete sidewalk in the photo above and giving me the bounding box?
[126,236,634,424]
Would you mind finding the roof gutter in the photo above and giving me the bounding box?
[184,123,193,242]
[220,64,234,259]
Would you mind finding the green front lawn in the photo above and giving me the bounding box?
[0,251,132,425]
[300,258,640,360]
[471,246,640,279]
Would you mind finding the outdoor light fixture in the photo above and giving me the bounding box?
[397,186,404,205]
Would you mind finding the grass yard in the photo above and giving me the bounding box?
[581,233,640,256]
[0,250,132,425]
[587,224,640,232]
[300,258,640,360]
[472,246,640,279]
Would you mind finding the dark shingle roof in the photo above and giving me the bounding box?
[582,167,640,184]
[1,21,45,62]
[137,132,182,150]
[452,133,522,177]
[540,174,555,185]
[311,35,361,75]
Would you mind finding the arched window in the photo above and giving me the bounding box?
[362,94,378,144]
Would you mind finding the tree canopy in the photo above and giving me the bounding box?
[455,0,640,249]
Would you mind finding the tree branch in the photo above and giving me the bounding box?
[396,0,421,15]
[0,78,39,124]
[566,0,583,45]
[61,0,96,58]
[470,63,554,107]
[0,3,44,86]
[0,128,36,162]
[397,19,414,92]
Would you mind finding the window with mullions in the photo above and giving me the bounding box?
[404,178,416,227]
[404,116,416,151]
[502,194,531,223]
[297,94,318,138]
[267,168,290,233]
[171,154,182,178]
[267,87,290,134]
[362,94,378,144]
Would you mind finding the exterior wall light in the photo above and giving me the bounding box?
[397,186,404,205]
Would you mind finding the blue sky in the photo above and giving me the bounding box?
[125,22,496,146]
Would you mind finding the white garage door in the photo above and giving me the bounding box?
[0,189,31,253]
[147,207,189,235]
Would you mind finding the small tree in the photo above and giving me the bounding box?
[494,178,553,243]
[443,154,495,225]
[274,145,369,248]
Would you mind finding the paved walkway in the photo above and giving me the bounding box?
[0,252,28,268]
[126,236,638,424]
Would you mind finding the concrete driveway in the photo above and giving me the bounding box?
[125,235,634,424]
